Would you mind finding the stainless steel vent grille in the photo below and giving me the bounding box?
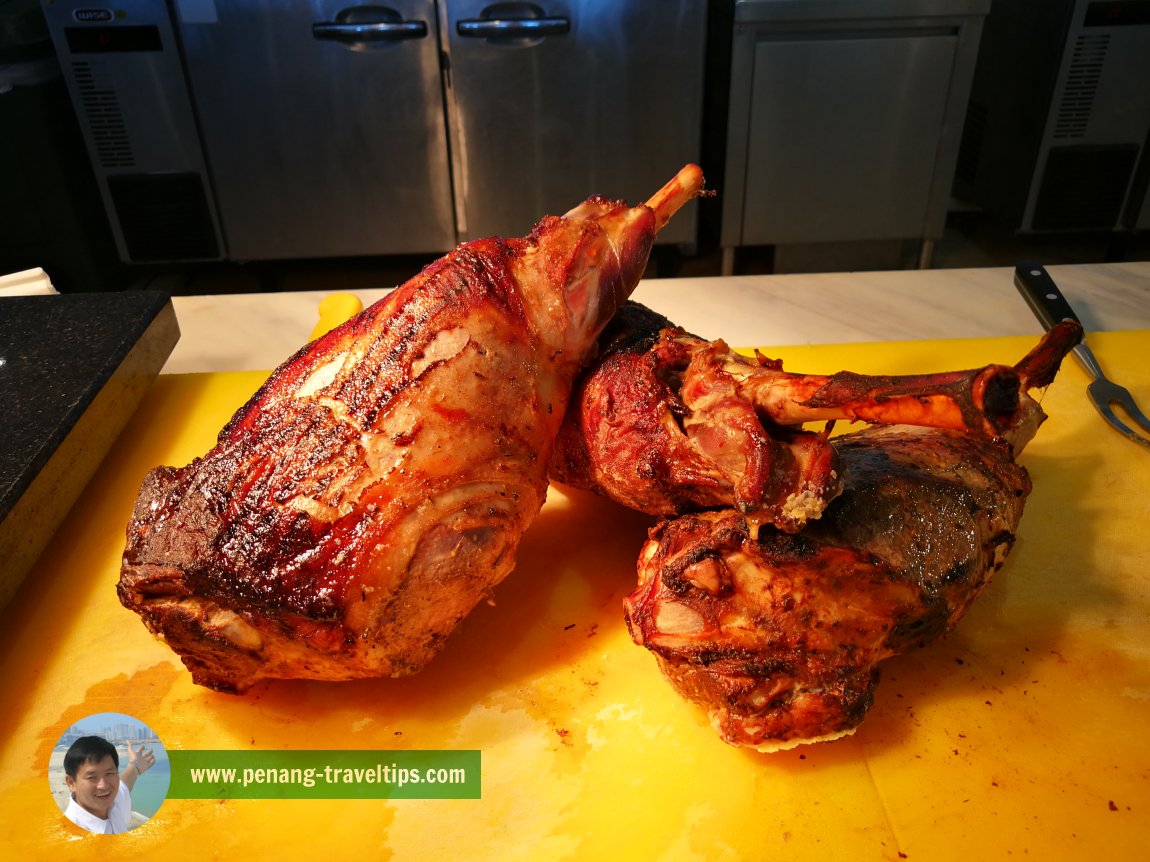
[1032,144,1137,230]
[107,173,220,261]
[1053,34,1109,139]
[72,61,135,168]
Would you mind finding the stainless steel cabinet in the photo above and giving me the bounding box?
[442,1,706,245]
[721,0,989,272]
[956,0,1150,235]
[740,35,955,245]
[43,1,707,265]
[177,0,456,260]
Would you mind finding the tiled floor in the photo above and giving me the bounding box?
[130,209,1150,297]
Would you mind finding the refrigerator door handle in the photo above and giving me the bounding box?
[457,17,570,39]
[313,20,428,43]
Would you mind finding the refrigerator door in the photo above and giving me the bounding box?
[739,33,957,245]
[442,0,705,244]
[39,0,226,263]
[174,0,455,260]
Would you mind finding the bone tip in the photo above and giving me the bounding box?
[678,163,705,191]
[647,164,708,229]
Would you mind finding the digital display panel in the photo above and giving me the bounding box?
[64,25,162,53]
[1085,1,1150,26]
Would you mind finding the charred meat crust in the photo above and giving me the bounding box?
[624,425,1031,748]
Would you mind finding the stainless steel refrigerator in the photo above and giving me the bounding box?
[42,0,707,264]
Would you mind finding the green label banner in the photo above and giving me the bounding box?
[167,750,481,799]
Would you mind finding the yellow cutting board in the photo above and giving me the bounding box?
[2,331,1148,860]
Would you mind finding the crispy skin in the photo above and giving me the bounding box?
[118,168,706,693]
[624,425,1032,751]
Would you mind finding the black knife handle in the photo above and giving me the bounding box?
[1013,264,1083,332]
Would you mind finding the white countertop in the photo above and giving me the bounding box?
[162,262,1150,374]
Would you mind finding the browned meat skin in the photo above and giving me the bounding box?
[551,305,1081,530]
[118,166,706,693]
[551,303,842,532]
[624,425,1033,751]
[739,317,1082,454]
[620,316,1080,751]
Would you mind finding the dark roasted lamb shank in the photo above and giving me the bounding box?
[118,166,706,693]
[625,425,1030,750]
[552,301,1078,532]
[558,305,1080,750]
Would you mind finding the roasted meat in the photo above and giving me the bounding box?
[118,165,706,693]
[622,323,1080,751]
[552,303,1080,531]
[551,302,840,531]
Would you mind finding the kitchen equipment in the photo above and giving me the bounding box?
[1015,263,1150,448]
[0,290,178,611]
[172,0,456,261]
[720,0,990,273]
[955,0,1150,235]
[439,1,705,245]
[2,331,1147,857]
[40,1,707,264]
[37,1,225,263]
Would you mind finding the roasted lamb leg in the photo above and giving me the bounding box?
[551,304,1080,531]
[118,165,706,693]
[623,324,1080,751]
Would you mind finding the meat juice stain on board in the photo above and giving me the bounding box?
[39,662,181,769]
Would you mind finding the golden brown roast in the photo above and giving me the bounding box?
[118,166,706,693]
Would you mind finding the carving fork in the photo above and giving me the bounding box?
[1014,264,1150,449]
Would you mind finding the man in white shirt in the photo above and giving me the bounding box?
[62,735,155,834]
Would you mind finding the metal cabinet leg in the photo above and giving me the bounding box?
[721,246,736,276]
[918,239,935,269]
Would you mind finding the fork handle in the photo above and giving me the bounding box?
[1013,264,1083,330]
